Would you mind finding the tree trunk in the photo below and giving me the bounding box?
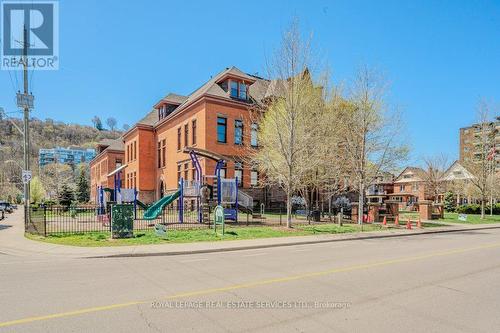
[328,195,332,221]
[286,188,292,228]
[358,182,364,225]
[481,197,485,219]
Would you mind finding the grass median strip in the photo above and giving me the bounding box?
[438,213,500,224]
[26,223,388,247]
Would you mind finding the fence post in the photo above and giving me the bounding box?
[109,205,113,234]
[279,206,282,225]
[43,205,47,237]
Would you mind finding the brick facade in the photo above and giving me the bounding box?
[89,141,124,202]
[91,67,281,206]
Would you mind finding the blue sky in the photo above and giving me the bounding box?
[1,0,499,164]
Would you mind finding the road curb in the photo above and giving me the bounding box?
[85,225,500,259]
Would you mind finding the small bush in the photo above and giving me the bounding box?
[456,203,500,215]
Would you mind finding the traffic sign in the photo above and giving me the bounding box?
[22,170,32,184]
[16,93,35,109]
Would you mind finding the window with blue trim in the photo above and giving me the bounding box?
[217,117,227,143]
[230,81,238,98]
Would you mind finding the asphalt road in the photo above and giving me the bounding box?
[1,226,500,332]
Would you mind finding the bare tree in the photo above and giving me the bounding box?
[338,67,409,224]
[106,117,117,131]
[91,116,103,130]
[463,100,498,219]
[252,21,325,228]
[422,154,449,203]
[40,163,74,199]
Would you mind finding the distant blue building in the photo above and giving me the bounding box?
[39,147,96,167]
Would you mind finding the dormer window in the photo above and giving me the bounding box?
[158,103,179,120]
[230,81,238,98]
[230,80,248,100]
[239,83,247,99]
[158,105,166,120]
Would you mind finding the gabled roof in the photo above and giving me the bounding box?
[249,77,270,104]
[97,138,116,146]
[373,171,395,184]
[264,68,312,99]
[158,66,270,124]
[91,138,124,165]
[137,109,158,126]
[164,93,188,105]
[154,93,188,108]
[441,160,475,181]
[98,138,124,152]
[215,66,257,84]
[394,166,427,183]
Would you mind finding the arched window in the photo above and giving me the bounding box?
[159,181,164,198]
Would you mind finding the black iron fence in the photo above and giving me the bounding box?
[253,207,351,225]
[26,203,352,236]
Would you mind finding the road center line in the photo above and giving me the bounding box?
[1,241,499,328]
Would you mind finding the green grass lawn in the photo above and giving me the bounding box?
[439,212,500,224]
[26,223,385,247]
[398,210,500,225]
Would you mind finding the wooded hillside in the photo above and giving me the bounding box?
[0,116,122,201]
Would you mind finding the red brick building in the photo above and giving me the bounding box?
[389,167,431,210]
[89,139,124,201]
[90,67,278,206]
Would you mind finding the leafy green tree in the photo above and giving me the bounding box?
[76,166,90,203]
[30,176,46,204]
[58,183,75,207]
[443,191,456,212]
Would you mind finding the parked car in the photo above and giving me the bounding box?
[0,201,13,213]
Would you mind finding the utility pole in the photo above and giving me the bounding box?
[16,26,34,226]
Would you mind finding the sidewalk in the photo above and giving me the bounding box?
[1,208,499,259]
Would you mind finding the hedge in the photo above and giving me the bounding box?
[455,204,500,215]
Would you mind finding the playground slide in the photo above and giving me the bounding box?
[143,190,181,220]
[136,200,149,209]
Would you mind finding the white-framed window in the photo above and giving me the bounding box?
[235,162,243,187]
[250,170,258,186]
[251,123,258,147]
[234,120,243,145]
